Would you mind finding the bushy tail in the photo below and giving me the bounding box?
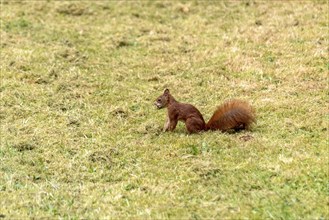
[205,100,255,132]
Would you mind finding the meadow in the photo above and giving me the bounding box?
[0,1,328,219]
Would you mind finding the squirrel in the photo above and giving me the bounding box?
[154,89,255,134]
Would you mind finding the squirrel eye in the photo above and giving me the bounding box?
[157,99,161,102]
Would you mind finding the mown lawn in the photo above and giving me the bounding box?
[0,1,328,219]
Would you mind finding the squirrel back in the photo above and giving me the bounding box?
[206,99,255,132]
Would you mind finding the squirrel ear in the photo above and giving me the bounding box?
[164,89,170,95]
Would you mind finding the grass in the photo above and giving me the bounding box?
[0,1,328,219]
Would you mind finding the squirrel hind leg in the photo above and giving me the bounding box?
[186,118,205,134]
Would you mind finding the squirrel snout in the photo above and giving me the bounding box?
[154,102,162,109]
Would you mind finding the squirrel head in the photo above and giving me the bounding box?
[154,89,170,109]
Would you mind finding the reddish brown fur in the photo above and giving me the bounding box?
[154,89,255,134]
[154,89,205,133]
[205,100,255,132]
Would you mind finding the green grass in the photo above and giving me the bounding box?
[0,1,328,219]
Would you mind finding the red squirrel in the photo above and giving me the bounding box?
[154,89,255,134]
